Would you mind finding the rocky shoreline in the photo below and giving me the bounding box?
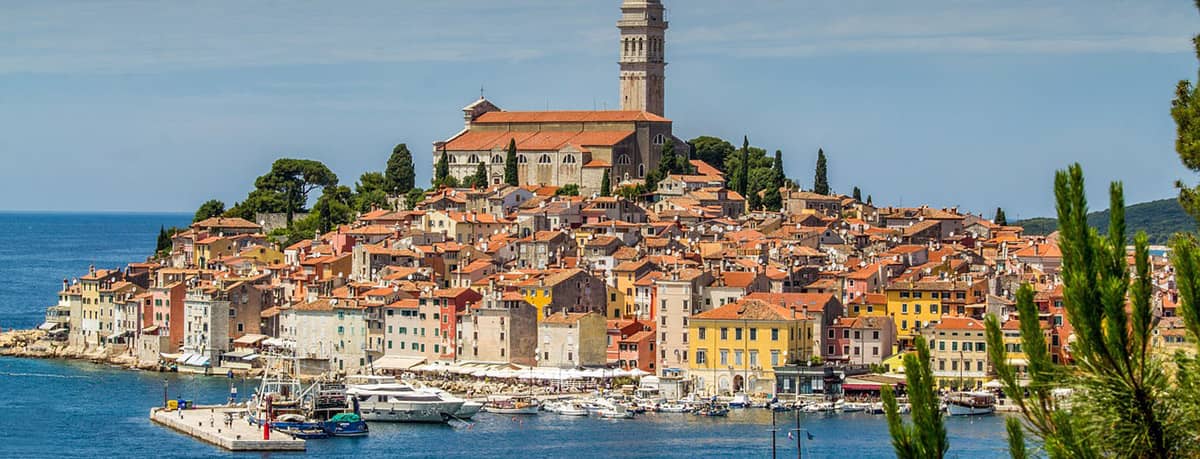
[0,329,162,371]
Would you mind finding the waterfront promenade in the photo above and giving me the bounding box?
[149,405,305,452]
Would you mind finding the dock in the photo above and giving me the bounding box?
[149,406,306,452]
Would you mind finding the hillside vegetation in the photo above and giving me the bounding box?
[1015,198,1194,244]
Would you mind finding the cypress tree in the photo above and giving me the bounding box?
[994,207,1008,226]
[471,162,487,189]
[385,143,415,195]
[434,149,449,186]
[813,148,829,195]
[600,169,611,197]
[737,136,750,196]
[504,138,519,186]
[772,150,785,188]
[852,186,862,202]
[867,195,873,206]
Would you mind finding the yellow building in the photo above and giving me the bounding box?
[688,299,815,396]
[238,246,285,265]
[194,236,235,268]
[999,319,1029,382]
[612,259,657,317]
[885,281,946,347]
[846,293,888,318]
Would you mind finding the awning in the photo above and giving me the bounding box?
[186,355,211,367]
[223,349,255,359]
[38,322,60,331]
[176,353,197,364]
[241,353,259,361]
[842,383,884,391]
[233,333,268,346]
[373,355,426,371]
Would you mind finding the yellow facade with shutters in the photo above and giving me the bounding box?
[885,287,944,344]
[687,316,814,396]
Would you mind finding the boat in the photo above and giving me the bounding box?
[694,401,730,417]
[945,392,996,416]
[657,402,691,413]
[246,349,369,438]
[484,395,540,415]
[557,403,590,416]
[596,408,635,419]
[345,381,466,423]
[801,401,836,413]
[868,402,886,414]
[841,401,870,413]
[728,392,752,408]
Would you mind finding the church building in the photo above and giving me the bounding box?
[433,0,684,195]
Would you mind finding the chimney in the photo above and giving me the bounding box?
[89,265,96,275]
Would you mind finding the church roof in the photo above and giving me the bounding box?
[445,130,635,152]
[473,110,669,124]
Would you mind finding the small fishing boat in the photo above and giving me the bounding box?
[840,401,870,413]
[484,395,540,415]
[324,412,369,437]
[694,402,730,417]
[657,402,691,413]
[945,392,996,416]
[802,401,836,413]
[557,403,590,417]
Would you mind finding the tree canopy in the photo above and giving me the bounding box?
[689,136,734,171]
[193,199,225,223]
[253,158,339,227]
[385,143,416,195]
[1174,6,1200,221]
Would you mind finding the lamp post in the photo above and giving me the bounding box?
[162,378,169,408]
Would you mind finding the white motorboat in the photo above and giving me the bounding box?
[841,401,870,413]
[802,401,837,413]
[345,377,465,423]
[596,408,635,419]
[945,392,996,416]
[728,392,753,408]
[657,402,690,413]
[557,403,590,417]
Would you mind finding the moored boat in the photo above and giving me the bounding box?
[484,395,540,415]
[945,392,996,416]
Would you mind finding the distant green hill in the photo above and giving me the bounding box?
[1014,198,1195,244]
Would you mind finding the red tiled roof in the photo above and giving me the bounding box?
[444,130,634,152]
[474,110,669,124]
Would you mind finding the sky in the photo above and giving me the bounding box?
[1,0,1197,219]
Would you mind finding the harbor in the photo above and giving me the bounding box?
[149,405,305,451]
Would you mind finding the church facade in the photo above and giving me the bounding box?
[433,0,683,195]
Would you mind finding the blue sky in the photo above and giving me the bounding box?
[0,0,1196,218]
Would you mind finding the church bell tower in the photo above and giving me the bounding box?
[618,0,667,116]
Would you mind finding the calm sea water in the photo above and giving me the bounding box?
[0,212,1011,458]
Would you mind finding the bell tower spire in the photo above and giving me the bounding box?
[618,0,667,116]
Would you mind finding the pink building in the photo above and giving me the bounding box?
[824,316,896,365]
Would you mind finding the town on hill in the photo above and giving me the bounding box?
[10,0,1192,404]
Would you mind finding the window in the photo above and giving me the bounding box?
[749,328,757,340]
[696,349,707,365]
[229,308,236,317]
[901,320,908,330]
[899,291,910,298]
[719,350,729,366]
[913,292,923,299]
[538,154,551,164]
[977,360,984,372]
[873,331,880,340]
[616,154,631,165]
[873,346,879,356]
[951,360,958,371]
[963,342,973,352]
[771,350,780,366]
[518,155,528,164]
[735,328,743,340]
[842,330,850,339]
[931,304,939,314]
[749,350,758,367]
[562,155,576,164]
[952,341,958,351]
[653,133,667,145]
[468,154,480,164]
[698,327,706,340]
[338,326,345,335]
[771,328,779,341]
[938,340,945,351]
[939,360,946,370]
[448,155,457,164]
[720,328,728,339]
[734,350,743,366]
[915,304,921,314]
[901,304,908,313]
[827,345,834,355]
[492,155,503,164]
[976,342,986,352]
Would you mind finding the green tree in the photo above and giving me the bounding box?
[599,169,611,197]
[688,136,734,172]
[771,150,785,189]
[434,149,450,186]
[762,186,782,211]
[193,199,226,222]
[882,336,947,459]
[657,139,677,179]
[737,136,750,196]
[1174,4,1200,222]
[555,184,580,196]
[313,185,354,234]
[353,171,391,212]
[813,148,829,195]
[224,188,288,221]
[385,143,415,195]
[467,162,487,189]
[504,138,519,186]
[985,164,1200,458]
[156,226,170,253]
[867,195,873,206]
[404,188,426,210]
[852,186,862,202]
[994,207,1008,226]
[254,158,339,227]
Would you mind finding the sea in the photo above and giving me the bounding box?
[0,212,1011,458]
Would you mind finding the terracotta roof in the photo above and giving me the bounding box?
[693,299,798,321]
[444,130,634,152]
[540,312,594,325]
[192,217,261,230]
[744,292,838,313]
[934,317,985,331]
[473,110,669,124]
[689,160,723,177]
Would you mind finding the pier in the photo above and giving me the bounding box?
[149,406,306,452]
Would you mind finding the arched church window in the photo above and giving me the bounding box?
[616,155,631,165]
[638,164,645,177]
[563,155,576,164]
[448,155,457,164]
[518,155,528,164]
[468,154,480,164]
[538,154,552,164]
[492,155,503,164]
[653,134,666,145]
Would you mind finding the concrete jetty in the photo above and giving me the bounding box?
[149,406,305,452]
